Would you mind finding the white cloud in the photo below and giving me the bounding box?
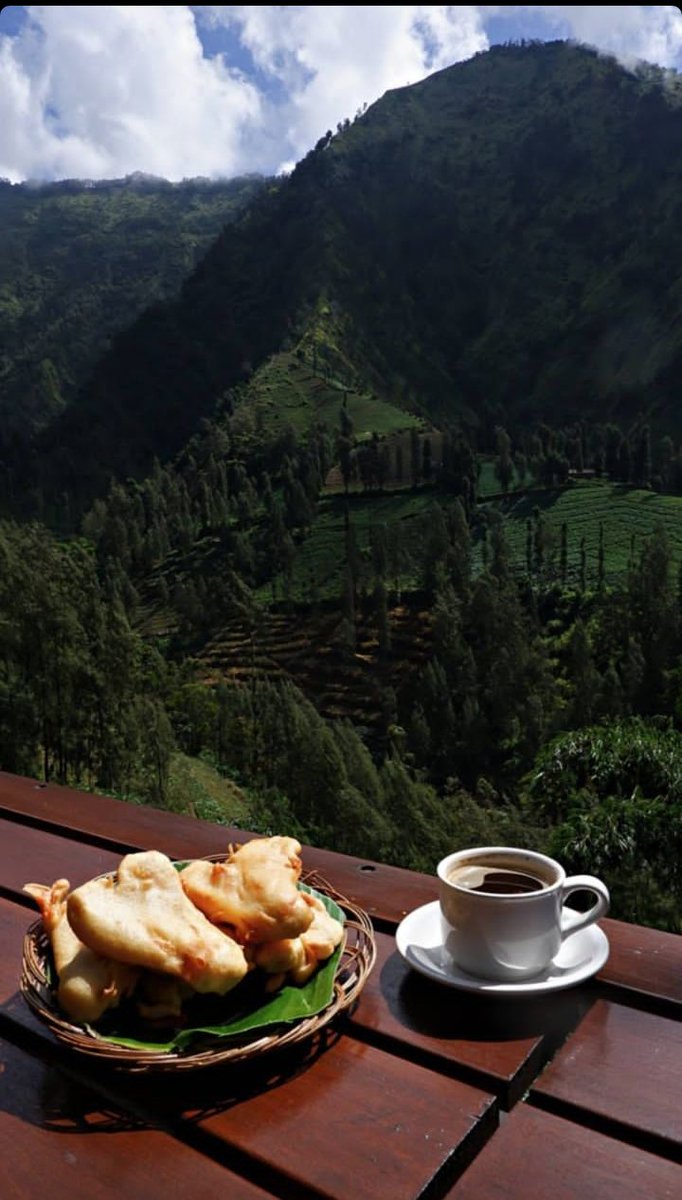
[0,5,262,181]
[484,6,682,69]
[1,5,681,183]
[200,6,488,167]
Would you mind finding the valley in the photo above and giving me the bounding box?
[1,40,681,930]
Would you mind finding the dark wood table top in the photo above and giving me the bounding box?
[0,770,679,1198]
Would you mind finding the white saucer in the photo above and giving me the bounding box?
[395,901,610,996]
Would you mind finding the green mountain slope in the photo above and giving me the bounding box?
[25,42,682,512]
[0,173,263,437]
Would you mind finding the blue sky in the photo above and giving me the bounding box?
[1,6,681,182]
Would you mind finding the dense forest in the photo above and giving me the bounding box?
[0,173,262,440]
[0,41,681,933]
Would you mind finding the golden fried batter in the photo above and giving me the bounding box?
[67,851,248,995]
[24,879,139,1024]
[254,892,344,985]
[180,836,314,944]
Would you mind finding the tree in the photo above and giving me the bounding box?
[374,580,391,658]
[633,425,652,488]
[560,522,568,585]
[494,426,513,494]
[523,720,682,931]
[337,405,354,496]
[410,428,421,487]
[567,619,601,726]
[422,437,433,483]
[395,442,404,484]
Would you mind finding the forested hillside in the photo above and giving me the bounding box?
[0,173,262,440]
[22,40,682,517]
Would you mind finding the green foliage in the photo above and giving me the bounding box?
[524,719,682,931]
[0,520,173,804]
[524,718,682,824]
[4,43,682,935]
[0,175,262,441]
[13,42,682,517]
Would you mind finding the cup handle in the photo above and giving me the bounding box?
[560,875,610,940]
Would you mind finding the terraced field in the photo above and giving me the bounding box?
[492,479,682,580]
[198,601,434,729]
[256,490,437,605]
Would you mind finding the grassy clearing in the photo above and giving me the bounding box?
[164,753,251,826]
[241,351,421,439]
[477,458,523,497]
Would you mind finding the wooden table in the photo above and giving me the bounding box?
[0,770,679,1199]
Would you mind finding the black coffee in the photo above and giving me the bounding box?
[448,864,546,895]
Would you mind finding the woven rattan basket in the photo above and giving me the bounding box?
[21,867,376,1072]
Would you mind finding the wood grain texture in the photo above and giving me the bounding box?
[532,999,682,1155]
[194,1037,496,1200]
[450,1104,681,1199]
[346,931,584,1105]
[0,1038,272,1200]
[0,819,120,901]
[1,894,497,1200]
[598,918,682,1007]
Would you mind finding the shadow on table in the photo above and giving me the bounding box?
[131,1024,345,1124]
[0,1030,146,1133]
[1,989,343,1131]
[379,949,596,1044]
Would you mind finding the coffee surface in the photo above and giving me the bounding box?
[447,864,546,894]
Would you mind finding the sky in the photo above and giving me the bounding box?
[1,5,681,183]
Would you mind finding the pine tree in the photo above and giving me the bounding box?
[560,522,568,584]
[422,437,433,483]
[597,523,605,591]
[374,579,391,658]
[410,428,421,487]
[494,426,513,494]
[395,442,404,485]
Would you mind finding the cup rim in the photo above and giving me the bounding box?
[437,846,565,899]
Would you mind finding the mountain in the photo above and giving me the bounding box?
[0,173,263,437]
[21,41,682,510]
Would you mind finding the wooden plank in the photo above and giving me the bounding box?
[0,819,121,901]
[532,999,682,1156]
[346,931,589,1106]
[192,1038,497,1200]
[2,774,678,1006]
[1,896,496,1200]
[0,1037,273,1200]
[0,771,232,856]
[0,773,437,922]
[598,918,682,1007]
[449,1104,681,1199]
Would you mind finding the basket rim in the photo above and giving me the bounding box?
[20,863,376,1073]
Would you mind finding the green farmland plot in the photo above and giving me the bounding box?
[490,480,682,581]
[477,458,523,498]
[256,491,434,605]
[241,352,421,440]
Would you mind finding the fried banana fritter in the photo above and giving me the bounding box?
[67,851,248,995]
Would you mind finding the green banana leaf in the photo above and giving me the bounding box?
[84,882,345,1053]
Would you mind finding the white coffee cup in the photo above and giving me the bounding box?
[437,846,610,981]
